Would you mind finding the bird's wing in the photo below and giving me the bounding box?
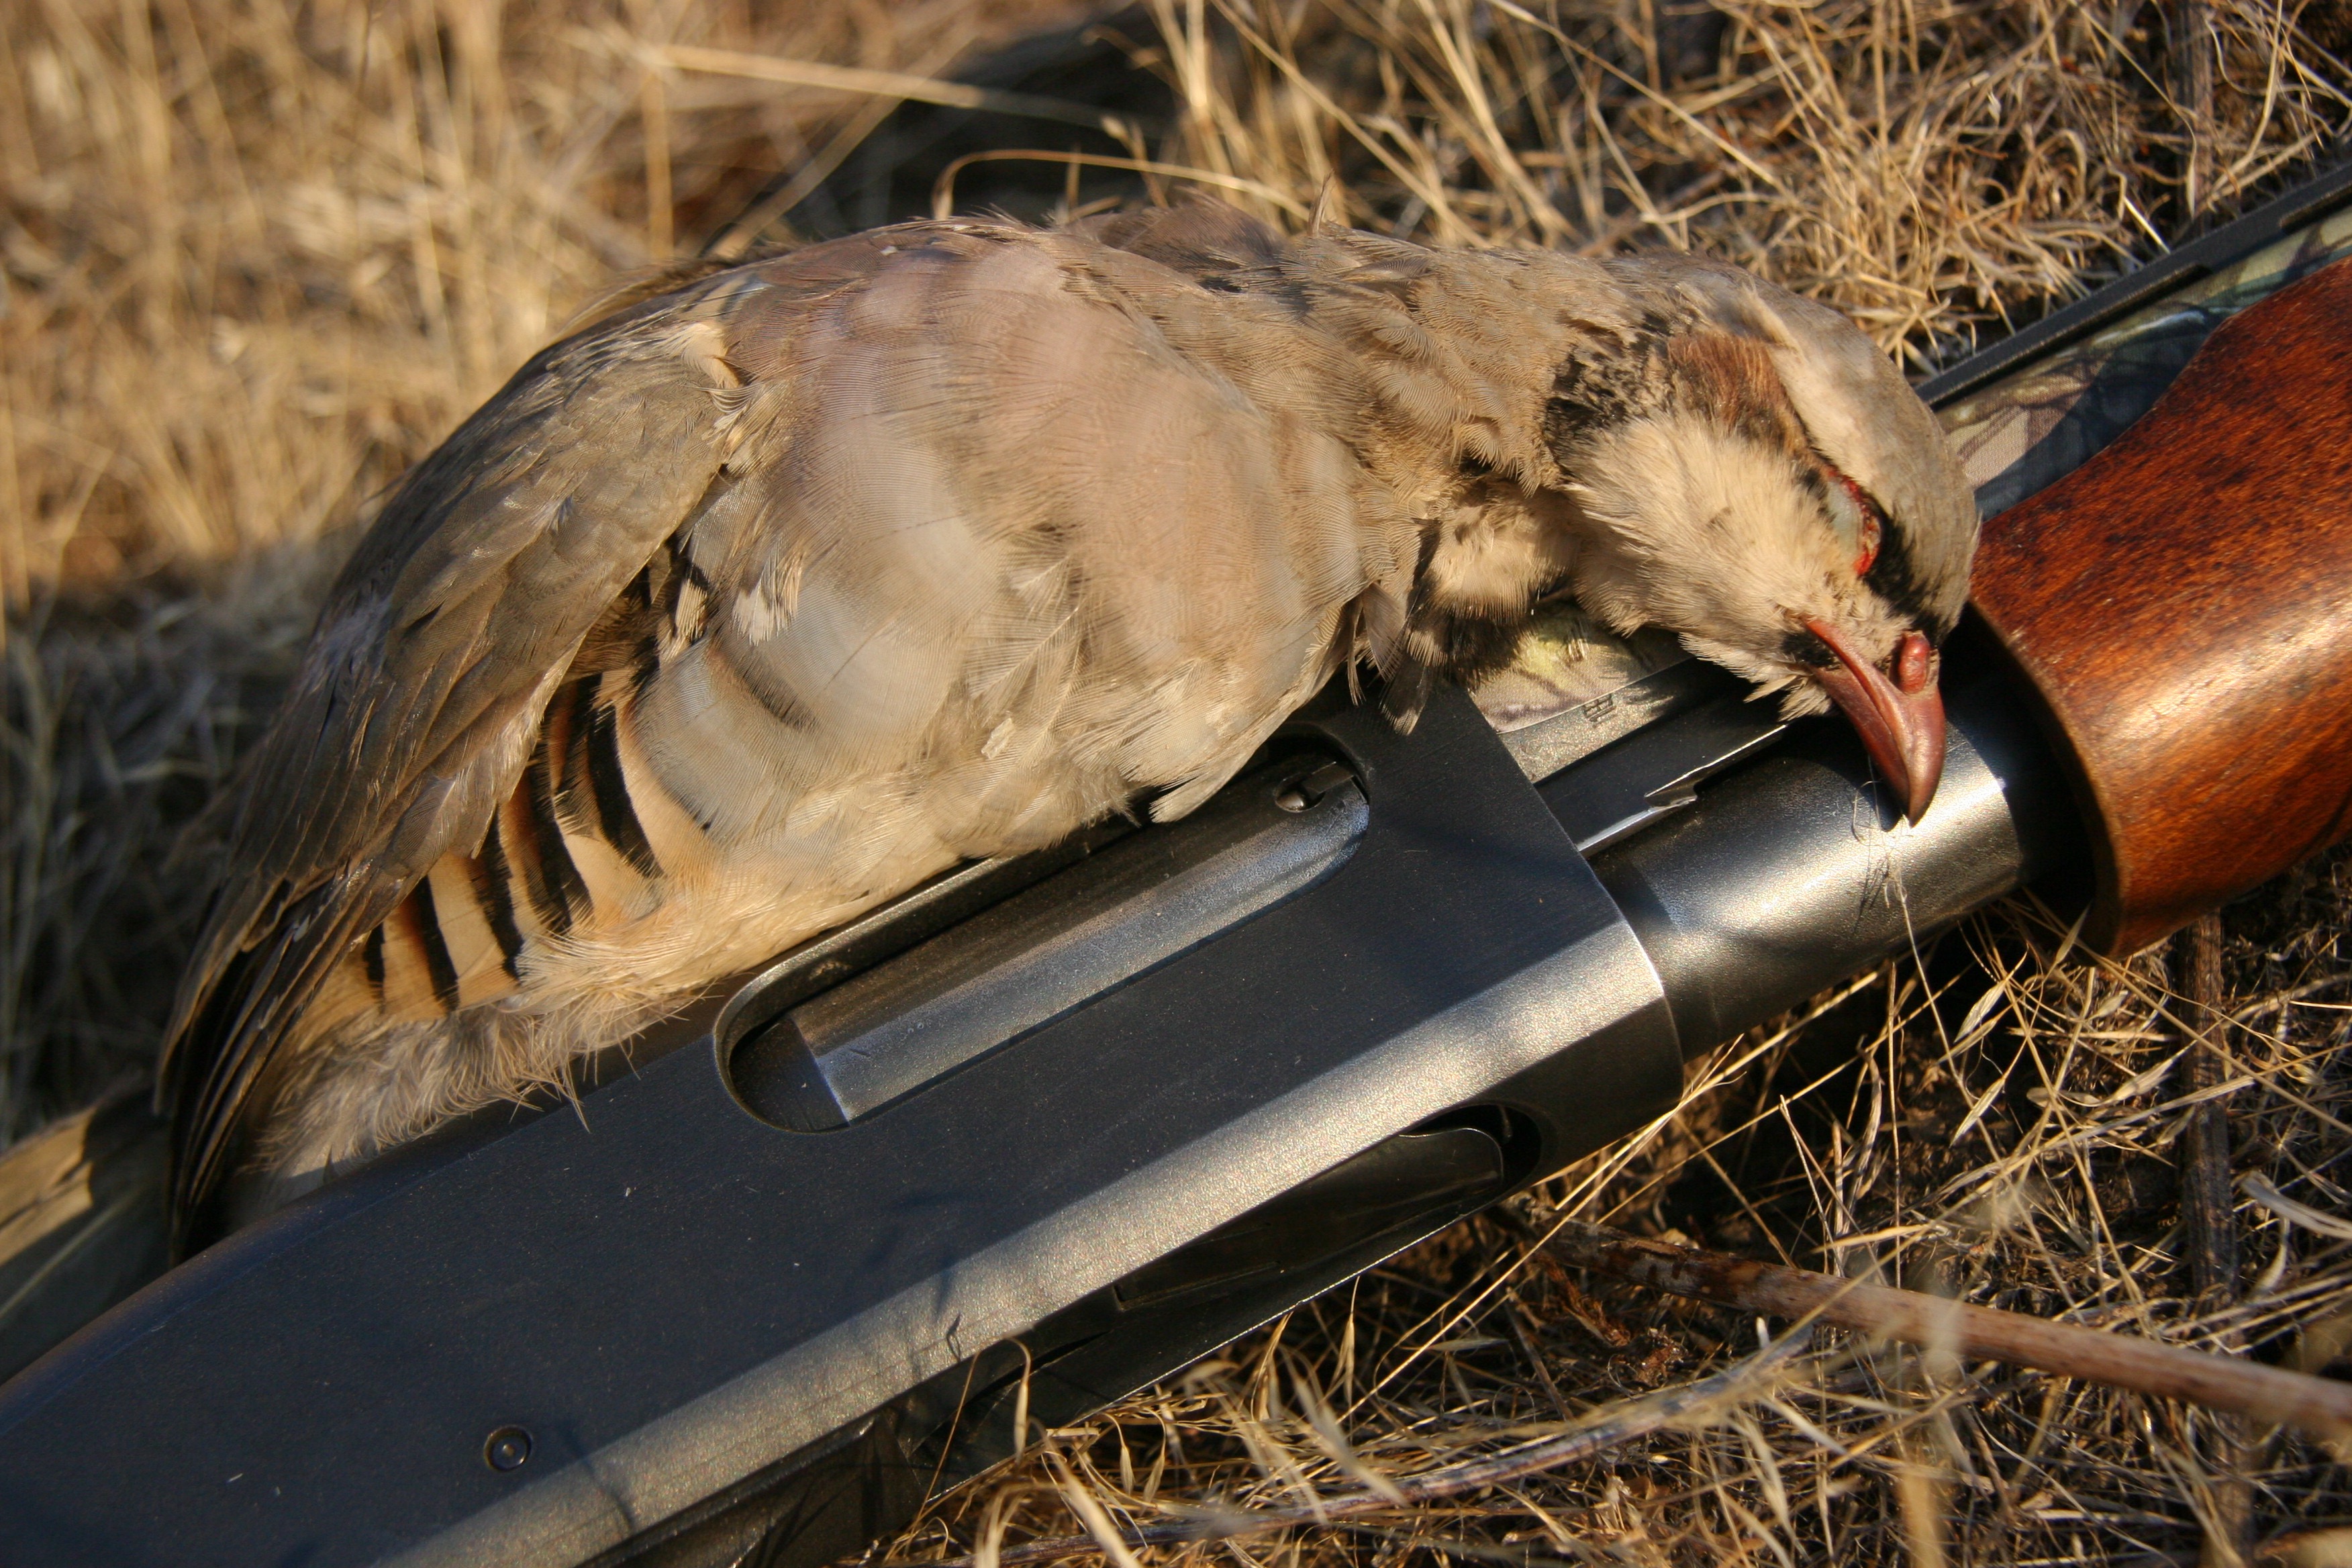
[156,271,801,1240]
[162,220,1415,1242]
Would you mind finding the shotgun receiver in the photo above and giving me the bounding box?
[3,168,2351,1567]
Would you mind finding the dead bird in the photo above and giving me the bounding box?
[158,203,1977,1251]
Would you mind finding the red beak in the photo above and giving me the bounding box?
[1801,619,1946,824]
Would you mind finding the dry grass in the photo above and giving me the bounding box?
[3,1,2351,1563]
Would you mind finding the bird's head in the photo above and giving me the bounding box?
[1549,262,1977,823]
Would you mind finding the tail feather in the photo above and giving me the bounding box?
[163,879,392,1255]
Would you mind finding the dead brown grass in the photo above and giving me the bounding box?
[3,1,2350,1563]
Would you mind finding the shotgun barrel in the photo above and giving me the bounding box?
[1,187,2349,1567]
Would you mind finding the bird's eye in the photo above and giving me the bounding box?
[1852,509,1881,577]
[1822,469,1883,577]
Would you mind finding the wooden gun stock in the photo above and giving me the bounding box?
[1971,257,2352,954]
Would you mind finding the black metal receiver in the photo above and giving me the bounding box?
[8,162,2342,1568]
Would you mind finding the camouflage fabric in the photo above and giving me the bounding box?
[1943,205,2352,516]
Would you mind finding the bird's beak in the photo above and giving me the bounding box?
[1801,619,1945,824]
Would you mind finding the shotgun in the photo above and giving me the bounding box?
[2,166,2350,1567]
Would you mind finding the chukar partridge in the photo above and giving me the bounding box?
[160,203,1976,1250]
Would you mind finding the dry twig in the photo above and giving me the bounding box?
[1531,1210,2352,1438]
[2175,910,2255,1565]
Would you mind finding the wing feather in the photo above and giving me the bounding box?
[158,293,747,1244]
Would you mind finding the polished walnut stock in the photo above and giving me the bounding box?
[1970,257,2352,954]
